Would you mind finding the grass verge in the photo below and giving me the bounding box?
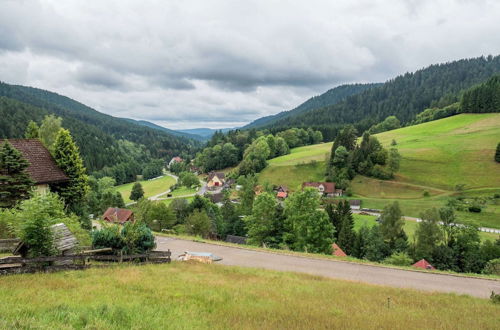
[0,262,498,329]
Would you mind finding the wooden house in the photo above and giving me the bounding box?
[302,182,335,197]
[207,172,225,188]
[102,207,134,224]
[3,139,69,194]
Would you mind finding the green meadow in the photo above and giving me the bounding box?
[258,114,500,228]
[0,262,498,329]
[116,175,176,203]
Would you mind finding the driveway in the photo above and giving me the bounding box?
[156,236,500,299]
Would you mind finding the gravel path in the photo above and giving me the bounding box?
[156,236,500,298]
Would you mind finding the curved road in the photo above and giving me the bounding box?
[156,236,500,299]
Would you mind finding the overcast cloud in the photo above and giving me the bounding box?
[1,0,500,129]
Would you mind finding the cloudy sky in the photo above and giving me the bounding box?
[1,0,500,129]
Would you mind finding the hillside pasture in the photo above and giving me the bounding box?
[375,113,500,190]
[116,175,176,203]
[0,263,498,329]
[259,161,326,191]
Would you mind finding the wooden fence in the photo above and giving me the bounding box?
[0,250,171,275]
[0,239,20,252]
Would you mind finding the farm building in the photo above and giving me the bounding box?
[168,156,183,167]
[349,200,362,210]
[302,182,335,197]
[207,172,225,188]
[2,139,69,194]
[275,185,288,199]
[413,259,435,270]
[102,207,134,224]
[332,243,347,257]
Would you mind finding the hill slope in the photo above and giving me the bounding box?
[244,83,380,129]
[122,118,204,141]
[258,114,500,227]
[257,55,500,138]
[0,82,199,172]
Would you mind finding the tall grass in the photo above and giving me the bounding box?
[0,262,498,329]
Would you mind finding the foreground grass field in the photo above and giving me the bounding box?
[0,263,498,329]
[116,175,176,203]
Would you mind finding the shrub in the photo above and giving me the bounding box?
[423,191,430,197]
[383,252,413,266]
[92,226,124,252]
[121,222,156,254]
[91,222,156,255]
[371,164,392,180]
[468,206,482,213]
[491,292,500,304]
[483,258,500,276]
[493,193,500,199]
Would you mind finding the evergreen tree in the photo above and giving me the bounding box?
[415,208,442,261]
[0,141,34,208]
[337,200,356,255]
[495,142,500,163]
[220,193,245,237]
[24,121,40,139]
[379,201,408,251]
[39,114,62,153]
[52,129,89,210]
[365,225,391,262]
[353,225,370,259]
[130,182,144,201]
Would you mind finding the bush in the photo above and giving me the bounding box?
[491,292,500,304]
[468,206,482,213]
[121,222,156,254]
[493,193,500,199]
[383,252,413,266]
[423,191,430,197]
[22,214,55,257]
[92,222,156,255]
[483,258,500,276]
[92,226,124,252]
[371,164,392,180]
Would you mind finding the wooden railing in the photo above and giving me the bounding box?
[0,250,171,275]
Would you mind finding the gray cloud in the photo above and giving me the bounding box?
[0,0,499,129]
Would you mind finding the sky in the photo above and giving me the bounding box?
[1,0,500,129]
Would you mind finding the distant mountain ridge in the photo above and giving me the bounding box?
[244,83,382,129]
[252,55,500,139]
[177,127,234,139]
[0,82,200,172]
[122,118,205,141]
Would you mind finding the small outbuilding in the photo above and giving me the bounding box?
[332,243,347,257]
[412,259,435,270]
[102,207,134,224]
[207,172,225,188]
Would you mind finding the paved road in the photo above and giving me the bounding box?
[156,236,500,299]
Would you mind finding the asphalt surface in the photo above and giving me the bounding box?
[156,236,500,299]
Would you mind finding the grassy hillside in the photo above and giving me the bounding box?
[376,113,500,190]
[0,263,498,329]
[258,114,500,228]
[116,175,176,203]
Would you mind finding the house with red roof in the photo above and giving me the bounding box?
[3,139,69,194]
[332,243,347,257]
[102,207,134,224]
[412,259,435,270]
[302,182,335,197]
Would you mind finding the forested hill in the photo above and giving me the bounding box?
[256,55,500,139]
[0,82,200,174]
[122,118,204,141]
[244,83,381,129]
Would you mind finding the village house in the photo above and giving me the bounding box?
[168,156,183,167]
[349,199,362,210]
[275,185,288,199]
[102,207,134,224]
[207,171,225,188]
[302,182,335,197]
[3,139,69,194]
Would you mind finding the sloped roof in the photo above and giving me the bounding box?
[332,243,347,257]
[3,139,69,185]
[302,182,335,194]
[207,171,225,181]
[413,259,435,270]
[102,207,134,224]
[277,191,287,198]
